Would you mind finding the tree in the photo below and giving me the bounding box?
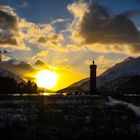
[0,77,38,94]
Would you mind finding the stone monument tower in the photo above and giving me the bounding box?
[90,60,97,95]
[0,52,2,62]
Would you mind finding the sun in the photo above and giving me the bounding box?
[36,70,58,89]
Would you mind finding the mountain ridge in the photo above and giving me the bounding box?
[0,67,24,83]
[58,56,140,94]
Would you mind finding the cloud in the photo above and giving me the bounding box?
[34,59,45,66]
[0,5,18,45]
[51,18,66,25]
[31,50,48,61]
[38,34,64,47]
[84,59,92,66]
[18,19,65,51]
[67,1,140,55]
[84,55,122,75]
[0,5,66,52]
[85,55,122,66]
[0,5,30,50]
[84,55,112,66]
[0,6,17,29]
[67,0,88,20]
[67,0,88,41]
[95,55,112,65]
[55,58,69,65]
[20,0,29,8]
[0,33,17,45]
[1,53,11,61]
[80,4,140,44]
[37,51,48,57]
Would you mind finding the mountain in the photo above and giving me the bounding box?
[58,57,140,93]
[0,59,34,78]
[0,67,24,83]
[117,76,140,94]
[0,59,34,71]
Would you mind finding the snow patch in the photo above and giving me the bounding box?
[108,97,140,117]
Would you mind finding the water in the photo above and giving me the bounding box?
[0,92,57,96]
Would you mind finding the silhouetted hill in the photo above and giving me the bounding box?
[116,76,140,94]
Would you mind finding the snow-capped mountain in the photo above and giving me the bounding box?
[0,59,34,82]
[0,59,34,78]
[0,67,24,83]
[58,57,140,93]
[0,59,34,71]
[97,56,140,91]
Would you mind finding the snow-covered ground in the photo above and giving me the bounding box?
[0,96,140,139]
[108,97,140,117]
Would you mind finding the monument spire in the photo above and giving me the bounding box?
[89,60,97,95]
[0,51,2,62]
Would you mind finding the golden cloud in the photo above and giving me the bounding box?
[84,55,113,66]
[55,58,69,65]
[67,1,140,56]
[67,0,88,20]
[31,50,48,61]
[0,6,66,52]
[84,55,122,75]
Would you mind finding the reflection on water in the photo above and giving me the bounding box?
[40,92,57,96]
[0,92,58,96]
[0,92,140,97]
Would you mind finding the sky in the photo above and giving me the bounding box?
[0,0,140,90]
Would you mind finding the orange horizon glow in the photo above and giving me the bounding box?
[33,67,88,91]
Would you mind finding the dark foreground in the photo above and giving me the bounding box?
[0,95,140,139]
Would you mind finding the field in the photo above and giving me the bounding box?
[0,95,140,139]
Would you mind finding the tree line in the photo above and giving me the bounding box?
[0,77,38,94]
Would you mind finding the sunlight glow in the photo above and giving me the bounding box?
[36,70,58,89]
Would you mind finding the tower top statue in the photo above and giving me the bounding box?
[92,60,95,65]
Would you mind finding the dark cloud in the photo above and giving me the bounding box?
[80,3,140,46]
[38,34,61,44]
[0,7,18,45]
[0,34,17,45]
[0,49,8,54]
[0,10,17,29]
[38,36,46,43]
[34,59,45,66]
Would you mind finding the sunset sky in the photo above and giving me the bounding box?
[0,0,140,90]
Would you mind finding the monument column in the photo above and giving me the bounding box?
[0,53,1,62]
[90,60,97,95]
